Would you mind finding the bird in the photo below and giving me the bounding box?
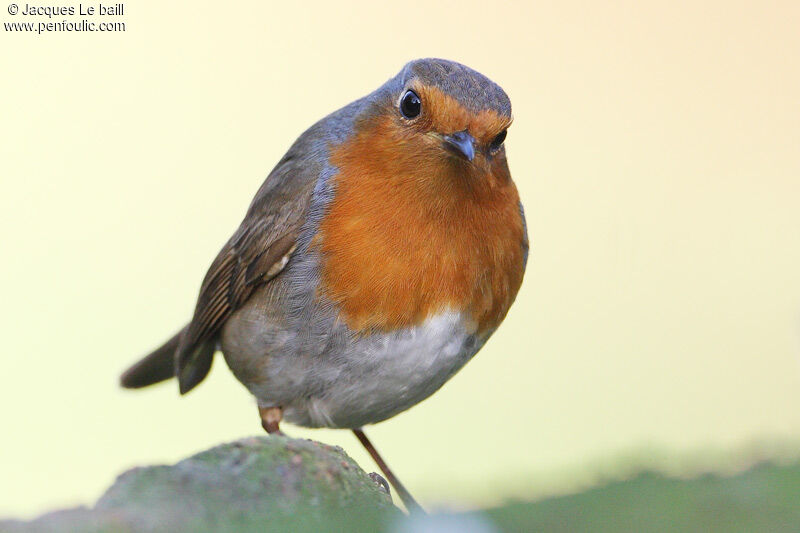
[120,58,528,512]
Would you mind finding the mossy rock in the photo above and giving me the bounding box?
[0,436,398,533]
[3,438,800,533]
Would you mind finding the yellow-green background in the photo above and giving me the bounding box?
[1,0,799,518]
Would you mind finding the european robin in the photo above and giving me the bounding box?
[121,58,528,511]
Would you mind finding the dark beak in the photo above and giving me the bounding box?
[442,130,475,162]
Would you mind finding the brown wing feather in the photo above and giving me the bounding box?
[175,152,321,394]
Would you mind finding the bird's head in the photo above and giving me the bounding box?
[391,58,512,166]
[341,59,513,190]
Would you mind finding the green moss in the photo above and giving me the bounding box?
[1,437,397,533]
[486,463,800,533]
[3,441,799,533]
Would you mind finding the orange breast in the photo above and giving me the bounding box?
[315,113,526,336]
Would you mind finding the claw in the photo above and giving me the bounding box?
[369,472,391,495]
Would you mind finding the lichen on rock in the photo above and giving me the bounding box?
[0,436,398,533]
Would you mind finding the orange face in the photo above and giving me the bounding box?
[351,82,514,189]
[315,82,526,336]
[411,84,510,155]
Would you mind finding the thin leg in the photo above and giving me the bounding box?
[258,406,285,436]
[353,428,425,514]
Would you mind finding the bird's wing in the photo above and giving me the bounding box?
[176,152,321,393]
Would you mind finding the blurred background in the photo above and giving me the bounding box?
[1,0,799,519]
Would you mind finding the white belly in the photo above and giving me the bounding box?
[279,311,483,428]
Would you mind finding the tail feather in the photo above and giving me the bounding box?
[120,327,186,389]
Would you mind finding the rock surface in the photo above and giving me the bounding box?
[0,436,398,533]
[3,439,799,533]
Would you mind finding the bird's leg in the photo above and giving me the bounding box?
[258,406,285,436]
[352,428,425,514]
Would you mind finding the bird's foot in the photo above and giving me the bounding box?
[369,472,391,496]
[258,406,285,435]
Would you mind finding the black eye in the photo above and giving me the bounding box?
[490,129,507,151]
[400,90,421,119]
